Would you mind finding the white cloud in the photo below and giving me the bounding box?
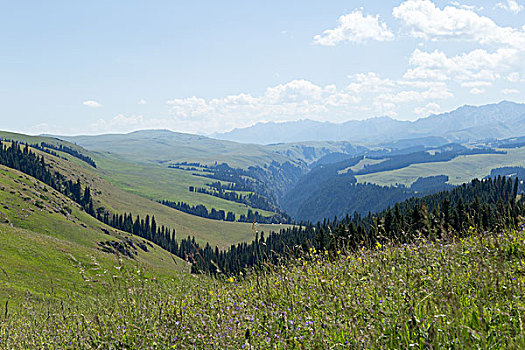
[404,47,524,83]
[414,102,441,116]
[161,76,457,133]
[164,80,364,132]
[507,72,523,82]
[378,86,453,104]
[313,9,394,45]
[138,99,147,105]
[470,88,485,94]
[502,88,520,94]
[83,100,102,108]
[346,72,396,93]
[374,101,399,117]
[496,0,524,14]
[449,2,483,11]
[393,0,525,48]
[460,81,493,87]
[90,114,146,132]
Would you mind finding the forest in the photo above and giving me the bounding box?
[183,175,523,275]
[2,141,524,278]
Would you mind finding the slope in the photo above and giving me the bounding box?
[57,130,366,220]
[0,164,186,304]
[283,142,525,222]
[1,132,291,248]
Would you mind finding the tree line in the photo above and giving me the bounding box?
[0,141,96,216]
[190,184,275,212]
[181,176,524,275]
[38,142,97,168]
[0,141,181,257]
[159,200,237,221]
[159,199,291,224]
[3,141,524,278]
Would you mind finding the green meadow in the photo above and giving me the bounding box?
[2,226,523,348]
[0,165,185,304]
[356,147,525,187]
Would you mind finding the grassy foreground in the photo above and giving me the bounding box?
[2,228,525,349]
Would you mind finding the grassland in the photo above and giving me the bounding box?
[1,130,270,218]
[0,131,86,154]
[356,147,525,187]
[0,165,186,304]
[338,157,387,174]
[60,130,293,169]
[2,226,524,348]
[0,133,290,248]
[60,130,363,169]
[94,153,276,219]
[41,150,289,248]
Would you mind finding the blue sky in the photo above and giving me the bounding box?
[1,0,524,135]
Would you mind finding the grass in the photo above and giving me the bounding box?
[356,147,525,187]
[0,165,186,305]
[0,131,84,151]
[2,227,524,348]
[60,130,293,169]
[338,157,387,174]
[13,145,291,249]
[0,131,291,247]
[94,153,276,219]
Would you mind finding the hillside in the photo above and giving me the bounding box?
[0,133,291,248]
[0,164,186,303]
[283,142,525,222]
[59,129,365,168]
[3,207,524,348]
[47,124,525,224]
[1,133,524,348]
[56,130,367,219]
[216,101,525,144]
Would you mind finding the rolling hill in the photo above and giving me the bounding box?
[0,133,291,248]
[282,142,525,222]
[58,129,365,168]
[55,130,367,217]
[0,163,186,304]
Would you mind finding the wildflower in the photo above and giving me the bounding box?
[228,277,234,283]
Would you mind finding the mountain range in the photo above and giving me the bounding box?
[215,101,525,145]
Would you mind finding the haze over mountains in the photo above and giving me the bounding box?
[40,100,525,224]
[215,101,525,145]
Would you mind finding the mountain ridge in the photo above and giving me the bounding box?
[215,101,525,145]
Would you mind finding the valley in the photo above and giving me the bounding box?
[3,0,525,346]
[2,102,525,348]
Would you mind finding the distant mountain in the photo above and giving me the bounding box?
[214,117,409,144]
[215,101,525,145]
[56,129,366,169]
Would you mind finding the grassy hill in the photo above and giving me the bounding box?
[46,148,291,248]
[0,164,186,304]
[0,132,291,248]
[91,152,277,219]
[0,131,84,150]
[59,129,365,168]
[59,130,293,168]
[3,224,523,348]
[56,131,366,222]
[355,146,525,187]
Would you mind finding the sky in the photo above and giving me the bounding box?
[0,0,524,136]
